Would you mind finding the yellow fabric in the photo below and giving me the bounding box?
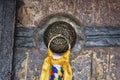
[40,48,72,80]
[58,70,62,76]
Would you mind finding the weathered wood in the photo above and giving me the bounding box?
[0,0,3,47]
[16,0,120,27]
[85,27,120,47]
[14,27,35,47]
[15,27,35,37]
[109,48,120,80]
[71,48,92,80]
[85,27,120,36]
[15,0,120,80]
[15,37,35,47]
[91,48,109,80]
[14,27,120,48]
[0,0,16,80]
[93,0,110,26]
[90,47,120,80]
[13,48,44,80]
[109,0,120,26]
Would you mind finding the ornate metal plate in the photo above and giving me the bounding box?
[44,21,77,53]
[34,14,84,59]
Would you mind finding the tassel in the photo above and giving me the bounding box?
[40,34,72,80]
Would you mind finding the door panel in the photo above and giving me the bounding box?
[13,0,120,80]
[13,48,43,80]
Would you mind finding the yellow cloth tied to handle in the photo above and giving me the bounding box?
[40,34,72,80]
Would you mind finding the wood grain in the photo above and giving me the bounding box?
[91,48,109,80]
[0,0,16,80]
[16,0,120,27]
[109,48,120,80]
[15,0,120,80]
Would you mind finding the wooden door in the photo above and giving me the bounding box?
[0,0,120,80]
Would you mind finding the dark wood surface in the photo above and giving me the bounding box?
[14,27,35,47]
[0,0,16,80]
[14,27,120,47]
[85,27,120,47]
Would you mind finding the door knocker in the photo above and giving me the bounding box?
[37,14,85,80]
[35,14,85,60]
[43,21,77,54]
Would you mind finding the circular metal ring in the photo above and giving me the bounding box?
[48,34,71,52]
[35,14,85,59]
[44,21,77,53]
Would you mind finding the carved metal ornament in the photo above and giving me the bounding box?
[44,21,76,53]
[35,14,85,59]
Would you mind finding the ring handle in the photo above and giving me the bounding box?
[48,34,71,51]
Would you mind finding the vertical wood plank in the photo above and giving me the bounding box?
[72,48,92,80]
[109,48,120,80]
[91,48,120,80]
[91,48,110,80]
[0,0,3,47]
[13,48,44,80]
[0,0,16,80]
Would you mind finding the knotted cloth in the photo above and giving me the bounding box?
[40,34,72,80]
